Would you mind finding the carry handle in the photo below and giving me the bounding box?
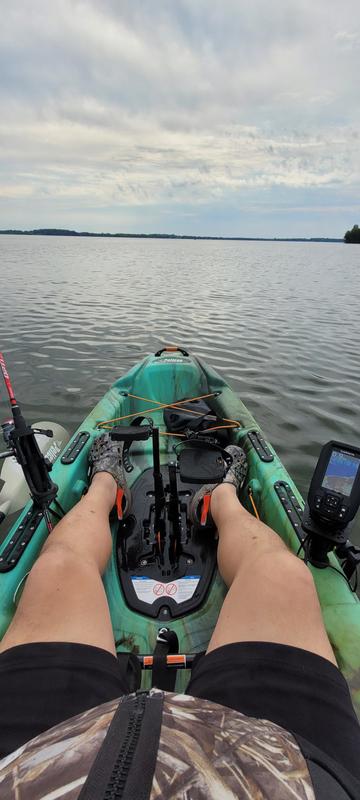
[154,347,189,357]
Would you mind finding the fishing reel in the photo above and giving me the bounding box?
[2,420,54,450]
[0,353,58,531]
[0,413,58,519]
[302,441,360,583]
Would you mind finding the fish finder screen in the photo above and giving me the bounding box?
[322,451,360,497]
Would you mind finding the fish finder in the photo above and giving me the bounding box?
[302,441,360,568]
[308,441,360,528]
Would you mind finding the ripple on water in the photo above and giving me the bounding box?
[0,236,359,543]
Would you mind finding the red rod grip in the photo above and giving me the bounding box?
[0,353,17,405]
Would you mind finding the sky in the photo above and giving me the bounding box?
[0,0,359,237]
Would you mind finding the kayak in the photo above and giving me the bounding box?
[0,348,360,712]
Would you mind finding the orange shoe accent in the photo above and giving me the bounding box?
[200,493,212,526]
[116,487,124,520]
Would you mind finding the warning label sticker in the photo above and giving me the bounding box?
[131,576,200,605]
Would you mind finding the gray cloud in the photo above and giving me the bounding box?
[0,0,359,235]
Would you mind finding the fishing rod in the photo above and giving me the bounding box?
[0,353,58,533]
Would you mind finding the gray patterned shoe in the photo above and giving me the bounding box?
[88,432,131,519]
[190,445,247,527]
[222,445,248,490]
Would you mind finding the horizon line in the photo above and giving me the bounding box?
[0,228,344,243]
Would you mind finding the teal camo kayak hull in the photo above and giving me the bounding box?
[0,350,359,709]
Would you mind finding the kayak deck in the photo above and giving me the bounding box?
[0,350,359,706]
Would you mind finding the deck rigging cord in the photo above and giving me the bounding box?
[248,486,260,520]
[97,391,265,522]
[97,391,242,437]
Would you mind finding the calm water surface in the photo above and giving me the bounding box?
[0,235,359,539]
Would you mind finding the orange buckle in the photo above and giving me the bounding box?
[200,493,212,526]
[116,487,124,520]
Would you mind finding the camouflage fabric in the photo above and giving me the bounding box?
[152,694,314,799]
[0,690,315,799]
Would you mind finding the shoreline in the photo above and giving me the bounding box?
[0,229,343,243]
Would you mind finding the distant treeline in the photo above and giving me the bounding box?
[0,228,343,242]
[344,225,360,243]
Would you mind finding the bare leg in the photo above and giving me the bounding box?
[207,483,337,665]
[0,473,117,656]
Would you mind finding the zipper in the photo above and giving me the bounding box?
[104,691,149,800]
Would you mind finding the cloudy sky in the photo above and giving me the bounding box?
[0,0,359,237]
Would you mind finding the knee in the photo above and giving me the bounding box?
[31,542,96,585]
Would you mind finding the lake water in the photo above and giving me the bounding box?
[1,234,359,540]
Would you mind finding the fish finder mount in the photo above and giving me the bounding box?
[302,440,360,573]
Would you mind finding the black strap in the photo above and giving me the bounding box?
[152,627,179,692]
[78,690,163,800]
